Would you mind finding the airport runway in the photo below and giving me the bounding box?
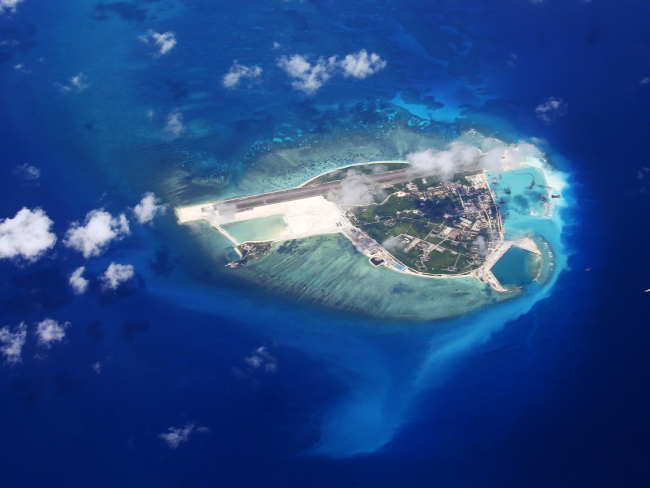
[217,169,415,211]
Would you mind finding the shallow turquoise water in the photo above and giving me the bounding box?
[0,0,580,471]
[491,247,540,289]
[488,165,552,240]
[237,234,516,322]
[221,161,569,321]
[221,214,288,243]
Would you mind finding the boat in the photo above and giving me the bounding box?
[551,194,561,198]
[539,193,546,201]
[504,188,511,194]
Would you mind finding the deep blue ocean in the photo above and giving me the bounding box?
[1,0,650,486]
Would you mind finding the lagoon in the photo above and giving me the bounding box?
[221,214,289,243]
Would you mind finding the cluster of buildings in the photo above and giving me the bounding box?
[400,175,503,267]
[342,227,398,268]
[343,172,505,275]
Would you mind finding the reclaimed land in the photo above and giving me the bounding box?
[235,233,518,322]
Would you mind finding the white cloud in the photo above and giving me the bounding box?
[473,235,487,255]
[64,209,130,258]
[158,423,209,447]
[14,63,30,73]
[340,50,387,79]
[56,83,72,93]
[407,142,481,181]
[100,262,134,291]
[92,362,101,374]
[0,208,57,263]
[535,96,568,123]
[327,171,386,207]
[640,77,650,85]
[133,192,167,224]
[273,41,282,50]
[0,0,25,14]
[36,318,70,348]
[56,72,91,93]
[13,163,40,180]
[214,202,237,222]
[277,54,336,94]
[406,140,543,182]
[70,72,90,92]
[244,345,278,373]
[152,31,177,55]
[530,136,549,146]
[164,110,184,136]
[140,30,177,56]
[222,62,263,89]
[69,266,89,294]
[244,355,262,368]
[383,236,408,255]
[278,50,386,94]
[159,423,194,449]
[0,322,26,365]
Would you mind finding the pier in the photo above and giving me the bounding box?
[471,236,541,292]
[175,165,544,293]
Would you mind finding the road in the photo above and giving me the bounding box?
[215,169,415,211]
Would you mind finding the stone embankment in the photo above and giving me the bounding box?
[471,236,541,292]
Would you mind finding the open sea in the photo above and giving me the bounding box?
[1,0,649,486]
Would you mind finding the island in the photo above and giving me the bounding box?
[175,160,559,293]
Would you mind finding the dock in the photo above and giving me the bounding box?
[471,236,541,292]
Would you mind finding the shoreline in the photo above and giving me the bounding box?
[176,162,552,292]
[297,160,409,187]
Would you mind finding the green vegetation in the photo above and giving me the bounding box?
[391,223,411,235]
[361,222,393,243]
[390,247,421,269]
[439,239,461,252]
[406,220,432,239]
[227,241,274,268]
[344,170,495,276]
[224,165,495,278]
[451,169,483,186]
[423,250,459,272]
[352,194,419,222]
[425,235,443,245]
[306,162,410,186]
[455,254,473,270]
[413,177,439,191]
